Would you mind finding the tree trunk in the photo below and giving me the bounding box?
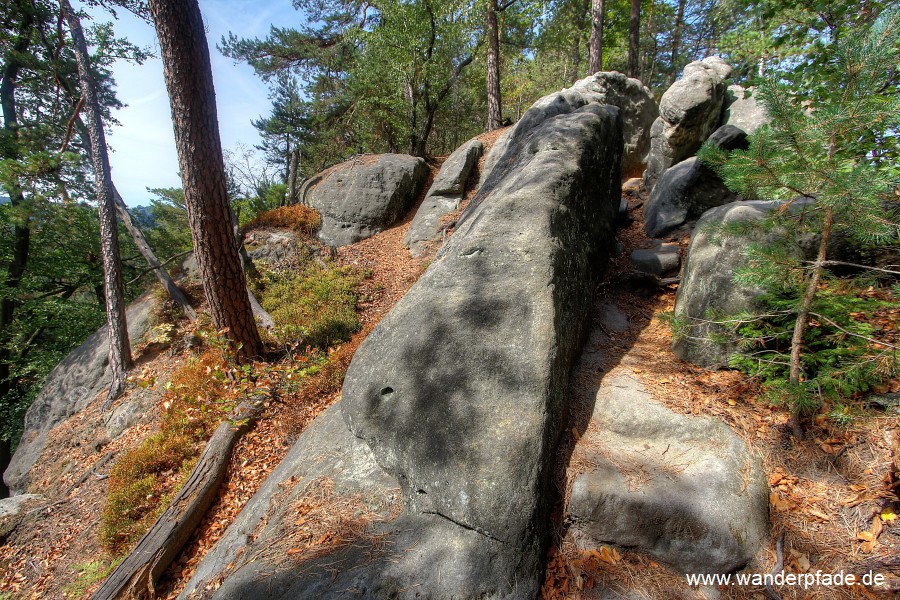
[149,0,264,361]
[90,394,267,600]
[286,147,300,205]
[570,0,590,83]
[668,0,686,84]
[485,0,503,131]
[787,207,833,439]
[61,0,132,404]
[113,186,197,321]
[628,0,641,79]
[589,0,606,74]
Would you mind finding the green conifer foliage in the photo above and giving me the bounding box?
[699,7,900,436]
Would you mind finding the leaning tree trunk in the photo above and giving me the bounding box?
[589,0,606,74]
[485,0,503,131]
[627,0,641,78]
[62,0,132,404]
[150,0,264,361]
[90,395,267,600]
[787,207,833,439]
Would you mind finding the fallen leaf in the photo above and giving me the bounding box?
[806,507,831,522]
[881,506,897,523]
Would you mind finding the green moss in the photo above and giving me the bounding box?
[261,264,366,349]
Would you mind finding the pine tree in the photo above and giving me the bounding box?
[699,7,900,437]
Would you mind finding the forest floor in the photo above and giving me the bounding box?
[1,129,899,599]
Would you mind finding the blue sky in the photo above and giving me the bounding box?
[85,0,301,206]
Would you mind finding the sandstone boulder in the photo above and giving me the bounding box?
[672,200,796,367]
[644,57,732,191]
[309,154,428,247]
[723,85,768,134]
[568,374,768,574]
[403,138,483,256]
[4,294,156,494]
[643,125,748,237]
[340,95,624,596]
[481,71,656,184]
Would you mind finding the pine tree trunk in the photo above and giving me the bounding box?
[149,0,264,361]
[286,147,300,205]
[668,0,686,84]
[788,207,833,438]
[589,0,606,74]
[62,0,132,404]
[628,0,641,79]
[485,0,503,131]
[570,0,589,83]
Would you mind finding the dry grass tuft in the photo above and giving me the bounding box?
[245,205,321,236]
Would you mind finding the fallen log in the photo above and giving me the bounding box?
[91,393,268,600]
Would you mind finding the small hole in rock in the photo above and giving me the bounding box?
[380,386,394,397]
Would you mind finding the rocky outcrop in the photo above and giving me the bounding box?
[403,138,483,256]
[724,85,768,134]
[672,200,794,367]
[643,125,748,237]
[568,374,768,574]
[309,154,429,247]
[340,91,623,598]
[480,71,655,184]
[192,83,624,598]
[571,72,658,178]
[4,295,156,495]
[644,57,732,191]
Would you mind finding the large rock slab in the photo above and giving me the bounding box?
[672,200,796,367]
[643,57,732,191]
[723,85,768,134]
[309,154,428,247]
[643,124,748,237]
[403,138,483,256]
[568,374,768,574]
[4,294,156,494]
[571,72,658,178]
[341,95,624,595]
[480,71,655,184]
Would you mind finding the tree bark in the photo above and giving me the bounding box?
[0,4,35,497]
[485,0,503,131]
[61,0,132,404]
[589,0,606,74]
[149,0,264,361]
[668,0,687,84]
[90,394,267,600]
[787,207,833,439]
[286,147,300,205]
[628,0,641,79]
[570,0,590,83]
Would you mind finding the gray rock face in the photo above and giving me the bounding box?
[0,494,44,540]
[568,374,768,574]
[672,200,797,367]
[403,139,483,256]
[630,243,681,276]
[341,97,623,595]
[571,71,659,178]
[309,154,429,247]
[644,125,748,237]
[644,57,733,191]
[480,71,655,184]
[4,294,156,494]
[723,85,768,134]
